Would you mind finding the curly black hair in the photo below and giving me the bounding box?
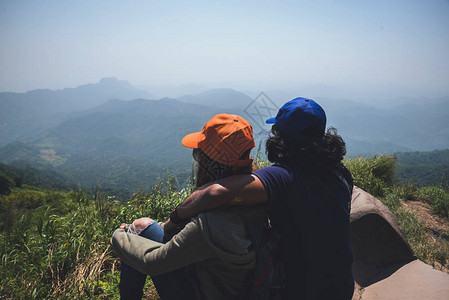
[266,125,346,169]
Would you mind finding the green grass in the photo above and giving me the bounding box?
[416,186,449,218]
[0,175,185,299]
[344,155,396,197]
[1,157,449,299]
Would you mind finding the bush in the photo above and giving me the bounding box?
[5,189,46,209]
[417,187,449,219]
[0,174,14,195]
[344,155,396,197]
[392,182,419,201]
[382,193,401,212]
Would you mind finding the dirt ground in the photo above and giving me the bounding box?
[403,199,449,273]
[404,200,449,234]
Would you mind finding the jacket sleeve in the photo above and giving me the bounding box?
[111,218,216,276]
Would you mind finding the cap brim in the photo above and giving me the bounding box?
[265,117,276,124]
[181,131,204,148]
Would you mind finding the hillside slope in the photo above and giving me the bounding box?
[0,98,223,194]
[395,149,449,187]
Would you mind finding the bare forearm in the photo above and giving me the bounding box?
[176,185,232,219]
[179,182,214,207]
[175,174,268,220]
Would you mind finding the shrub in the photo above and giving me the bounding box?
[382,193,401,212]
[417,187,449,219]
[344,155,396,197]
[392,182,419,201]
[0,174,14,195]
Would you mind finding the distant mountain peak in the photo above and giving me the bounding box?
[98,77,133,89]
[99,77,119,83]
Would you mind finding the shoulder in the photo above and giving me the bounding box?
[252,164,294,185]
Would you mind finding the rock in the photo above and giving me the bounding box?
[350,187,449,299]
[361,260,449,299]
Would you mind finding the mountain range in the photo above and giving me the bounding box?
[0,77,448,195]
[0,77,153,146]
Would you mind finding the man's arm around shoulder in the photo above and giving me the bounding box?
[174,174,268,220]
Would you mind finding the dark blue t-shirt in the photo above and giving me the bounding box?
[253,164,354,300]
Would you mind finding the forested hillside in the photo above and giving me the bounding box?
[0,98,224,197]
[395,149,449,187]
[1,78,449,199]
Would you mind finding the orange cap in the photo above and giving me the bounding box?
[182,114,255,166]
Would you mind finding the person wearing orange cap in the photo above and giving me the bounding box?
[164,98,354,300]
[111,114,266,300]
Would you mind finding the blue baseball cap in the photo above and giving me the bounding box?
[266,97,326,142]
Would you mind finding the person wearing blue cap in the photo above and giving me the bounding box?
[265,97,327,142]
[164,97,354,300]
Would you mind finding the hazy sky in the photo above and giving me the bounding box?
[1,0,448,100]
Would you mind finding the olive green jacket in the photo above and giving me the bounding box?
[112,207,264,299]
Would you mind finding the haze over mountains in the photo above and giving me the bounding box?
[0,77,448,194]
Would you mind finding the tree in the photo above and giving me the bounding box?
[0,174,14,195]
